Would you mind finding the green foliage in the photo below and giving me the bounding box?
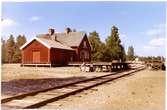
[6,35,15,63]
[105,26,126,62]
[127,46,135,61]
[16,35,27,47]
[1,39,8,63]
[1,34,27,63]
[13,35,27,63]
[139,56,165,62]
[88,31,104,61]
[88,26,126,62]
[101,45,112,61]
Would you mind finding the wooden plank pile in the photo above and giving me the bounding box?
[146,60,165,70]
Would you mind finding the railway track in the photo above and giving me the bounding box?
[1,66,145,109]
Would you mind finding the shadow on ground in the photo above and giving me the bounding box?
[2,76,87,96]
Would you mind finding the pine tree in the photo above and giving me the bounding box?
[1,39,7,63]
[13,35,26,63]
[16,35,26,47]
[105,26,126,62]
[6,35,15,63]
[127,46,135,61]
[88,31,104,61]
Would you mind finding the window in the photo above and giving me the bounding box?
[83,41,87,48]
[86,51,89,59]
[80,51,85,60]
[70,56,73,61]
[80,50,89,60]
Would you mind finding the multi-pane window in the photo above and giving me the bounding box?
[80,50,89,60]
[83,41,87,48]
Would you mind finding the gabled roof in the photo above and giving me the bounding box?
[20,37,74,51]
[20,31,87,51]
[37,32,86,47]
[39,38,74,50]
[56,32,86,47]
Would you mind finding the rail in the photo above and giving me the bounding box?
[2,66,145,109]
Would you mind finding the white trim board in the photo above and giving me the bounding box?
[20,37,51,50]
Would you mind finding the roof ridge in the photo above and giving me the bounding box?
[36,31,86,47]
[55,31,86,34]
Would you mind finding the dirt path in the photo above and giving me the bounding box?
[41,69,165,110]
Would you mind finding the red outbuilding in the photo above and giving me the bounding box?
[20,28,91,66]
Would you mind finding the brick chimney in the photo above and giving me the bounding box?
[48,28,56,40]
[65,27,72,34]
[48,28,55,35]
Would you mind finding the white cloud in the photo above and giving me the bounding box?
[1,18,18,28]
[143,45,156,51]
[119,33,127,38]
[143,37,165,52]
[135,23,165,56]
[153,23,166,29]
[143,23,166,53]
[31,16,40,21]
[145,29,164,36]
[145,23,165,36]
[149,38,165,46]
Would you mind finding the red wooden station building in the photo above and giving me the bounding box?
[20,28,91,66]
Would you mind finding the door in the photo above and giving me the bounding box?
[33,51,40,63]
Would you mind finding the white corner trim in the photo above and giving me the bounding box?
[20,37,51,50]
[20,37,35,50]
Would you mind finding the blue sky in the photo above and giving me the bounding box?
[1,2,166,57]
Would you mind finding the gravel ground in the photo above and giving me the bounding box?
[41,69,165,110]
[1,64,109,97]
[1,64,109,82]
[1,64,165,110]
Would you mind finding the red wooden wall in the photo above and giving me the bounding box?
[50,48,74,65]
[22,40,49,64]
[72,35,91,62]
